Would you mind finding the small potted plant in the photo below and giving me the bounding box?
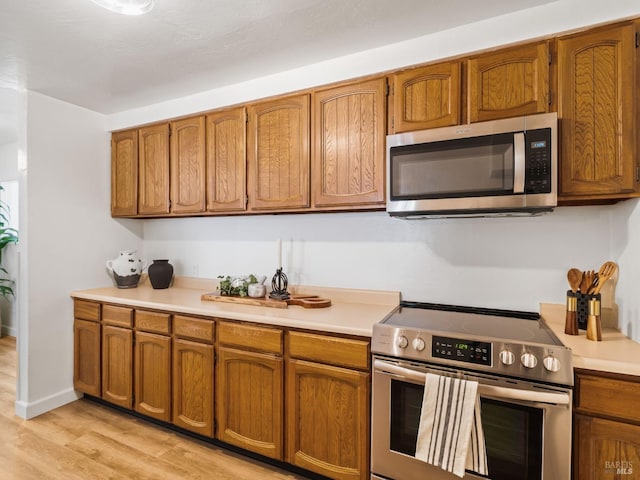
[0,185,19,299]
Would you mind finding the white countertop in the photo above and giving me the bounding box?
[541,303,640,377]
[71,277,400,338]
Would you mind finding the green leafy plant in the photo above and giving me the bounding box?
[0,185,18,299]
[217,274,258,297]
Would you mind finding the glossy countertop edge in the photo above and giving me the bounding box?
[541,303,640,377]
[70,278,401,338]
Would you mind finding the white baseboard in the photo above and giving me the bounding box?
[1,324,17,337]
[15,388,82,419]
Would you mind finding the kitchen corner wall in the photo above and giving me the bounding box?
[16,92,143,419]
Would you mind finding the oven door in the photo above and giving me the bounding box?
[371,358,572,480]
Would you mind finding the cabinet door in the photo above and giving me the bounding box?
[247,95,310,211]
[111,129,138,217]
[558,24,637,199]
[468,41,550,123]
[170,116,206,214]
[391,62,461,132]
[216,347,283,459]
[73,319,101,396]
[574,414,640,480]
[138,123,170,215]
[102,325,133,409]
[172,338,214,437]
[134,331,171,422]
[312,78,386,208]
[206,107,247,212]
[286,359,369,480]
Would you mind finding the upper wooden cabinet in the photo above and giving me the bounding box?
[467,41,550,123]
[247,95,310,211]
[138,123,170,215]
[170,116,206,214]
[206,107,247,212]
[390,62,461,133]
[312,78,386,208]
[558,23,640,201]
[111,129,138,216]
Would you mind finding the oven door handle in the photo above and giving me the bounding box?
[374,359,571,406]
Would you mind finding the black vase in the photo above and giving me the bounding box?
[148,260,173,289]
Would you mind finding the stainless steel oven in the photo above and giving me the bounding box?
[370,303,573,480]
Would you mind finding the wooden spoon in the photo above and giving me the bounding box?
[592,261,618,295]
[567,268,582,293]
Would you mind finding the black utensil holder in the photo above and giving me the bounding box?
[567,290,601,330]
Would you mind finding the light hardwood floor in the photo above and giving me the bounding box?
[0,336,310,480]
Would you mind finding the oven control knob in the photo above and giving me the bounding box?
[499,349,515,366]
[397,335,409,349]
[412,337,426,352]
[543,355,561,373]
[521,352,538,369]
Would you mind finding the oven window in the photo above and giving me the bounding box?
[481,398,543,480]
[389,380,544,480]
[390,379,423,456]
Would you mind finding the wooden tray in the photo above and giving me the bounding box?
[201,293,331,309]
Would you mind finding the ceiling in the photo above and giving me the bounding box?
[0,0,552,145]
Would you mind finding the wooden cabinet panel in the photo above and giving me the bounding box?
[135,310,171,335]
[248,95,310,211]
[138,123,170,215]
[468,41,550,122]
[558,24,638,199]
[111,129,138,216]
[102,325,133,409]
[217,347,283,459]
[312,78,386,208]
[74,300,100,322]
[170,116,206,213]
[391,62,461,132]
[172,338,214,437]
[218,322,282,354]
[576,371,640,423]
[134,331,171,422]
[102,305,133,328]
[286,359,369,480]
[173,315,214,343]
[73,319,101,396]
[574,415,640,480]
[288,331,369,370]
[206,107,247,212]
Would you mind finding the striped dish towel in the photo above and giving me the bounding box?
[415,373,488,478]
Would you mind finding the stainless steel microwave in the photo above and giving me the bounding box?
[386,112,557,218]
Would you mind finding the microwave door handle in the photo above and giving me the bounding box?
[513,132,525,193]
[374,359,570,406]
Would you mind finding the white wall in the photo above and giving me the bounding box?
[16,91,143,419]
[0,143,18,180]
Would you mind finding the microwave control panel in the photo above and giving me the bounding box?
[524,128,552,194]
[432,335,492,366]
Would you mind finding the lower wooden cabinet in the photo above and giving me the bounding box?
[101,324,133,409]
[73,318,101,397]
[286,359,370,480]
[574,369,640,480]
[172,338,214,437]
[134,331,171,422]
[216,346,283,459]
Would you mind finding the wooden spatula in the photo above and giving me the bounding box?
[592,261,618,295]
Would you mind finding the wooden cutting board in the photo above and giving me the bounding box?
[201,293,331,309]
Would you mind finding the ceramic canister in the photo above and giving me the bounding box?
[106,250,146,288]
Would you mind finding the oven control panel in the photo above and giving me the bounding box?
[432,335,492,366]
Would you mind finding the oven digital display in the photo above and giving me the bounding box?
[432,336,492,366]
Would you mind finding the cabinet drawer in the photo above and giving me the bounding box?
[218,322,282,354]
[288,331,369,370]
[102,305,133,327]
[74,300,100,322]
[135,310,171,334]
[576,371,640,423]
[173,315,214,343]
